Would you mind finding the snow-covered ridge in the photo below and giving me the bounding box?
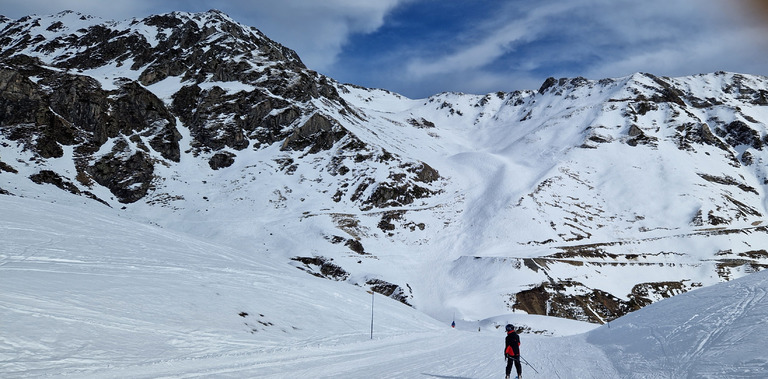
[0,10,280,61]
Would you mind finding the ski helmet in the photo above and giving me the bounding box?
[505,324,515,332]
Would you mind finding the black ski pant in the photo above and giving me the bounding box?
[506,355,522,377]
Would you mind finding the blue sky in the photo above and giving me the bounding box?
[3,0,768,98]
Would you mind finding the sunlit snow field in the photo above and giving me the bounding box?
[2,196,767,378]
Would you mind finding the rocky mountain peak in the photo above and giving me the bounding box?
[0,10,307,87]
[0,11,436,211]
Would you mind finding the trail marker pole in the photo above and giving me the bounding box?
[367,290,374,339]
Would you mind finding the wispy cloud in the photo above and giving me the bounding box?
[405,2,576,78]
[221,0,406,70]
[396,0,768,96]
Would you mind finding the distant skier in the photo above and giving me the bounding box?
[504,324,522,379]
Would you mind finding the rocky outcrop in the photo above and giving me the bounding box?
[171,84,252,152]
[208,151,236,170]
[2,10,346,159]
[366,278,412,306]
[110,80,181,161]
[0,160,18,173]
[513,279,699,324]
[0,55,179,203]
[717,120,764,150]
[291,256,350,281]
[281,113,346,153]
[87,138,155,203]
[28,169,109,205]
[0,57,82,159]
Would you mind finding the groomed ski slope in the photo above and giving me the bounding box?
[1,195,767,378]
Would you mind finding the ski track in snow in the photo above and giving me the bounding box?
[672,281,768,378]
[38,331,619,379]
[0,196,618,379]
[587,270,768,379]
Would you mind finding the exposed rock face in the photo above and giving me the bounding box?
[110,80,181,162]
[281,113,346,153]
[0,55,179,203]
[290,256,411,305]
[1,57,79,159]
[88,139,155,203]
[366,278,412,306]
[208,151,236,170]
[30,169,83,195]
[0,10,361,204]
[718,120,764,150]
[0,160,17,173]
[513,281,636,323]
[513,279,697,323]
[291,256,350,281]
[28,169,109,205]
[172,84,251,152]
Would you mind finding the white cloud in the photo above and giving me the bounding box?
[405,22,529,77]
[585,26,768,80]
[405,2,577,78]
[235,0,406,70]
[1,0,151,19]
[399,0,768,95]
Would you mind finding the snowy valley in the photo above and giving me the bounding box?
[2,10,768,378]
[2,195,767,378]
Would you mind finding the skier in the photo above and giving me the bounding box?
[504,324,522,379]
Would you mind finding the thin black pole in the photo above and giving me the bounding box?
[520,356,540,374]
[370,291,374,339]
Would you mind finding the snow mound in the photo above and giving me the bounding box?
[588,269,768,378]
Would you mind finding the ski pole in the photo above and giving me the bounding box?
[519,355,540,374]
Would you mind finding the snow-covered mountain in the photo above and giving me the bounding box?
[2,9,768,333]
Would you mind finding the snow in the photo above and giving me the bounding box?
[588,271,768,378]
[2,195,768,378]
[3,11,768,377]
[0,196,439,377]
[197,81,257,94]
